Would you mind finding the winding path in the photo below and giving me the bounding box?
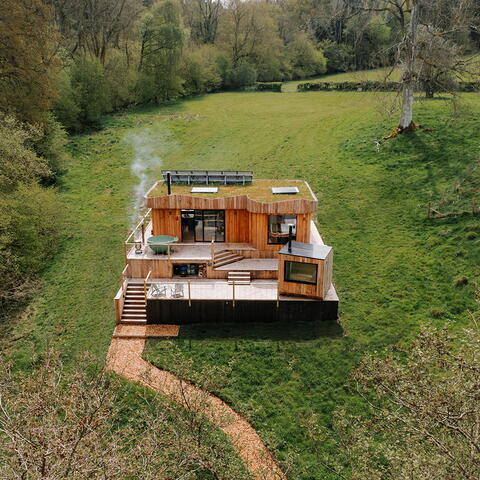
[106,332,286,480]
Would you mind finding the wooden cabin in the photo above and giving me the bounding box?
[114,171,338,326]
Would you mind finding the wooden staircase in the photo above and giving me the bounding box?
[213,250,244,268]
[228,271,251,285]
[121,280,151,325]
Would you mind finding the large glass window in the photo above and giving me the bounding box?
[188,210,225,242]
[268,215,296,244]
[284,261,317,285]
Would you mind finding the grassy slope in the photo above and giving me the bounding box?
[4,91,480,477]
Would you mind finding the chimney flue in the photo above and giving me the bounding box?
[167,172,171,195]
[288,224,293,253]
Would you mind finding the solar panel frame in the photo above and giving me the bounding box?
[162,170,253,185]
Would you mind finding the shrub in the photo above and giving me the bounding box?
[430,308,445,318]
[286,33,327,79]
[71,57,111,128]
[319,40,354,73]
[34,114,69,183]
[256,82,282,92]
[104,50,139,110]
[55,57,111,131]
[0,114,48,192]
[182,45,222,95]
[454,276,468,287]
[224,63,258,89]
[297,81,400,92]
[0,183,60,302]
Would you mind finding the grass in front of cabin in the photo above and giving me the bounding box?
[144,95,480,478]
[3,90,479,478]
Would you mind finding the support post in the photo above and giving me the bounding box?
[277,282,280,308]
[141,223,145,245]
[232,280,235,308]
[144,270,152,302]
[188,280,191,307]
[211,239,215,262]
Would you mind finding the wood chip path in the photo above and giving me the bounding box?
[106,333,286,480]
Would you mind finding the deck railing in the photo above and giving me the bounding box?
[147,280,280,305]
[124,209,152,260]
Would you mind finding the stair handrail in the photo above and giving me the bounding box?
[144,270,152,301]
[121,265,129,299]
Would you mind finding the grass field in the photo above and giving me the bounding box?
[4,90,480,478]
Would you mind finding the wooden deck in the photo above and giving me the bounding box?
[146,278,339,302]
[127,242,256,261]
[214,258,278,271]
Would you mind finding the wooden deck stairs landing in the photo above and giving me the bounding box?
[213,250,244,268]
[121,280,152,325]
[228,271,251,285]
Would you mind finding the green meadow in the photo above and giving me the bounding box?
[5,89,480,478]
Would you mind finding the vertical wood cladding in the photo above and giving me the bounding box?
[278,254,326,299]
[152,209,182,238]
[225,209,250,243]
[151,208,311,253]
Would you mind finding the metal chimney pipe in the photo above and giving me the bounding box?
[167,172,171,195]
[288,224,293,253]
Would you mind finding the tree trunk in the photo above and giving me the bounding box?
[398,0,420,132]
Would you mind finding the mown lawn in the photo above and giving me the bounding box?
[4,91,480,478]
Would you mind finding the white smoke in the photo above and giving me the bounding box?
[125,128,172,229]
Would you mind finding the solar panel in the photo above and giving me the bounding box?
[191,187,218,193]
[162,170,253,185]
[272,187,299,194]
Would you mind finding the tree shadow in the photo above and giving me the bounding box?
[176,319,343,341]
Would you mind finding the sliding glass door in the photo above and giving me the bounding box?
[191,210,225,242]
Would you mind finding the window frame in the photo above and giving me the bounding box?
[284,260,318,285]
[267,214,297,245]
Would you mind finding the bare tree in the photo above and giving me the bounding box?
[182,0,222,44]
[359,0,479,135]
[48,0,143,64]
[0,350,250,479]
[305,291,480,479]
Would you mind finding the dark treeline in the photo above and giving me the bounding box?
[1,0,479,307]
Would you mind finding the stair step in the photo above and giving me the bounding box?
[122,307,146,312]
[125,299,145,305]
[121,318,147,325]
[228,271,250,276]
[214,256,244,268]
[228,280,251,284]
[214,252,235,259]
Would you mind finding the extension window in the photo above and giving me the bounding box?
[284,261,317,285]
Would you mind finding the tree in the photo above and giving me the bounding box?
[182,0,222,44]
[0,0,60,124]
[138,0,185,103]
[48,0,143,64]
[286,32,327,79]
[360,0,479,135]
[0,114,60,304]
[0,350,251,479]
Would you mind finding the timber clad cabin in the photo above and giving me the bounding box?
[114,171,338,325]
